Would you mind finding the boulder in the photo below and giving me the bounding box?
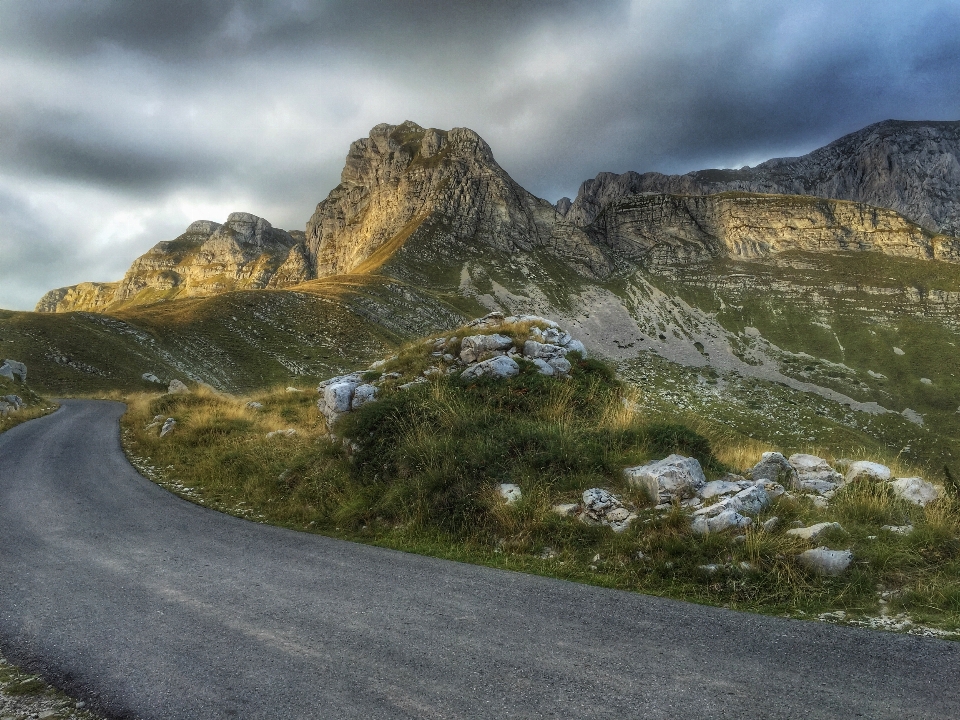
[168,379,190,394]
[700,478,748,500]
[459,334,513,363]
[532,358,555,376]
[0,359,26,383]
[141,372,163,384]
[460,355,520,380]
[785,522,843,541]
[880,524,914,535]
[565,339,587,357]
[691,509,753,534]
[694,484,770,520]
[624,454,706,504]
[846,460,892,483]
[3,395,24,410]
[466,312,506,329]
[797,547,853,575]
[318,375,362,425]
[497,483,522,504]
[0,401,10,418]
[789,454,843,494]
[547,357,572,375]
[750,452,798,488]
[266,429,297,438]
[888,477,938,506]
[580,488,637,532]
[246,401,263,409]
[159,418,176,437]
[522,340,567,361]
[351,383,378,410]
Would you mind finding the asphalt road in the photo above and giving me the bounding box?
[1,400,958,719]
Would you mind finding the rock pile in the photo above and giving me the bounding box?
[316,313,588,426]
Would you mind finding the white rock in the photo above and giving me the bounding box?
[624,454,707,503]
[459,333,514,363]
[751,452,799,488]
[699,479,744,499]
[888,477,938,506]
[893,347,905,356]
[920,378,933,385]
[786,522,843,541]
[552,503,579,516]
[762,516,780,532]
[846,460,892,483]
[522,340,567,361]
[880,524,914,535]
[246,401,263,409]
[565,339,587,357]
[266,428,297,438]
[319,379,361,424]
[159,418,176,437]
[809,495,830,509]
[694,484,770,519]
[167,379,190,394]
[460,355,520,380]
[789,453,843,494]
[691,509,753,534]
[547,357,572,375]
[532,358,555,376]
[141,373,163,384]
[0,359,26,383]
[286,386,302,393]
[497,483,522,504]
[0,401,11,417]
[753,479,786,499]
[580,488,637,532]
[351,383,378,410]
[3,394,23,410]
[797,547,853,575]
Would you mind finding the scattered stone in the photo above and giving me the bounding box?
[317,373,363,424]
[167,379,190,394]
[246,401,263,409]
[888,477,938,506]
[0,359,26,383]
[286,386,302,392]
[846,460,892,483]
[789,454,843,494]
[538,547,558,559]
[552,503,579,516]
[920,377,933,385]
[691,508,753,534]
[694,484,770,520]
[797,547,853,575]
[466,311,506,328]
[786,522,843,541]
[532,358,555,376]
[901,408,924,426]
[893,347,905,356]
[809,495,830,509]
[762,516,780,532]
[159,418,176,437]
[624,454,706,504]
[460,355,520,380]
[2,394,23,410]
[699,478,747,500]
[880,524,914,535]
[0,401,11,417]
[266,428,297,438]
[580,488,638,532]
[141,372,163,384]
[497,483,522,504]
[750,452,799,488]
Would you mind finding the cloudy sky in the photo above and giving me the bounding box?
[1,0,958,310]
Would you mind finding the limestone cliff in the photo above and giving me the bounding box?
[37,213,311,312]
[583,192,960,266]
[563,120,960,235]
[304,121,611,279]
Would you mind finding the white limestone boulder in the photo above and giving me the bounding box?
[786,522,843,541]
[691,509,753,534]
[846,461,892,483]
[159,418,176,437]
[888,477,938,506]
[461,355,520,380]
[459,334,514,363]
[317,373,363,425]
[624,454,706,504]
[351,383,378,410]
[797,547,853,575]
[789,454,843,494]
[0,359,26,383]
[167,379,190,394]
[141,373,163,384]
[750,452,799,488]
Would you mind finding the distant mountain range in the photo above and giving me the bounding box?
[36,118,960,313]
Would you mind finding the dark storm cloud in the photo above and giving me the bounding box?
[1,0,959,309]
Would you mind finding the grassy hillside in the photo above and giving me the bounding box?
[121,323,960,634]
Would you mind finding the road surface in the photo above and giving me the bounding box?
[1,400,958,719]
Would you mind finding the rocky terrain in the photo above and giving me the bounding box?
[562,119,960,235]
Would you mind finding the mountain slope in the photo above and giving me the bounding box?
[563,119,960,235]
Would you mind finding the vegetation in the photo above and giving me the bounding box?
[0,376,56,435]
[0,650,100,719]
[121,325,960,635]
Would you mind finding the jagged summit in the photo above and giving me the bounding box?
[565,119,960,234]
[36,212,311,313]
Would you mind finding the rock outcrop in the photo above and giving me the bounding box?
[37,213,311,312]
[0,360,26,383]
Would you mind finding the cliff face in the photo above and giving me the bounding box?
[37,213,311,312]
[304,121,612,279]
[587,192,960,266]
[563,120,960,235]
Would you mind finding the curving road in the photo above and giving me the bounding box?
[1,400,958,719]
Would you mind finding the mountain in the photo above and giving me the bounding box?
[36,213,312,313]
[562,119,960,235]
